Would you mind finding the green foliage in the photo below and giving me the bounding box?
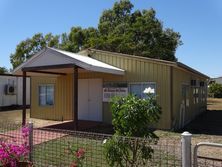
[0,67,8,74]
[67,144,86,167]
[104,136,155,167]
[104,136,130,167]
[104,93,161,166]
[60,27,98,53]
[96,1,181,61]
[10,33,59,69]
[10,0,182,69]
[208,83,222,98]
[111,94,161,137]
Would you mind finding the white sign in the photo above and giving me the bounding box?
[103,87,128,102]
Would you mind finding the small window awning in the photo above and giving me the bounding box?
[13,47,125,75]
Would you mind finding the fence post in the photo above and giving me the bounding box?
[28,121,34,162]
[181,131,192,167]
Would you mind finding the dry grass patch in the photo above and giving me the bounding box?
[207,98,222,110]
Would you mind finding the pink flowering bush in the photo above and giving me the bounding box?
[0,126,31,167]
[67,144,85,167]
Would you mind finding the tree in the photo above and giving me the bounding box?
[60,27,98,53]
[208,83,222,98]
[0,67,8,74]
[94,0,182,61]
[10,33,60,69]
[104,90,161,166]
[10,0,182,69]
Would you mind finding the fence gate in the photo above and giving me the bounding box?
[193,142,222,167]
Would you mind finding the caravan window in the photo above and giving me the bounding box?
[39,85,54,106]
[129,82,156,99]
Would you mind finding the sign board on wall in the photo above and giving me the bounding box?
[103,87,128,102]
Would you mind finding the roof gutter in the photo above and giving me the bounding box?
[177,62,209,79]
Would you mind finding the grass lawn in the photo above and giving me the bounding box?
[32,133,181,167]
[33,135,108,167]
[32,98,222,166]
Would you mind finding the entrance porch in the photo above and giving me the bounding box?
[12,47,125,130]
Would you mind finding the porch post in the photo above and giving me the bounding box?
[22,71,26,125]
[73,66,78,130]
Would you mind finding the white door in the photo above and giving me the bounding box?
[89,79,102,121]
[78,79,102,121]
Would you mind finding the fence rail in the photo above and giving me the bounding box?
[2,122,222,167]
[198,156,222,162]
[193,142,222,167]
[0,122,182,167]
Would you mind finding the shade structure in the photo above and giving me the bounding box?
[13,47,125,76]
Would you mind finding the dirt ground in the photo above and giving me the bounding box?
[155,98,222,160]
[0,109,63,128]
[207,98,222,110]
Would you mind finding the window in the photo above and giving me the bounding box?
[193,87,199,104]
[39,85,54,106]
[200,88,206,102]
[200,82,206,103]
[129,82,156,99]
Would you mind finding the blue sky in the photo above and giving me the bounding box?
[0,0,221,77]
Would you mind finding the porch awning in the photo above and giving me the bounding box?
[13,47,125,75]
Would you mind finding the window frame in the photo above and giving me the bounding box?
[193,87,199,104]
[200,83,207,103]
[38,84,55,107]
[128,82,157,99]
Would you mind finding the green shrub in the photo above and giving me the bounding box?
[208,83,222,98]
[104,91,161,166]
[111,94,161,137]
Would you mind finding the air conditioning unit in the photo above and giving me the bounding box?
[5,84,16,95]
